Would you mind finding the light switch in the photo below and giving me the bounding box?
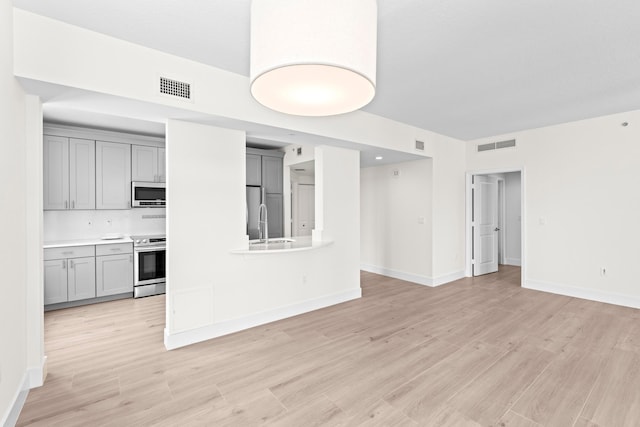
[418,217,425,224]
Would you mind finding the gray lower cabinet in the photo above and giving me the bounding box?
[43,259,69,305]
[67,257,97,301]
[44,243,133,307]
[44,245,96,305]
[96,244,133,297]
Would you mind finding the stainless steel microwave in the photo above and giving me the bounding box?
[132,181,166,207]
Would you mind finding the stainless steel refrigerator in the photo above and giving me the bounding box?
[246,186,284,240]
[246,186,261,240]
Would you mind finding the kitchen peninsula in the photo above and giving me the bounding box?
[164,121,361,350]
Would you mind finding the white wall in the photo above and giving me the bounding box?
[467,110,640,307]
[431,134,467,283]
[0,0,28,423]
[165,121,361,349]
[504,172,521,265]
[43,208,166,241]
[13,9,436,157]
[360,159,434,284]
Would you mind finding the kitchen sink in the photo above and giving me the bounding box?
[249,238,295,245]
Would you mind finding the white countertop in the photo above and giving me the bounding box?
[44,236,133,249]
[231,236,333,254]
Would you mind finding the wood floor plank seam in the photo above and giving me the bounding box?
[570,367,602,427]
[502,349,555,423]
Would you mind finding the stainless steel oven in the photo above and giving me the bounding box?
[131,234,166,298]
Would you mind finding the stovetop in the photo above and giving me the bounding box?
[131,234,166,247]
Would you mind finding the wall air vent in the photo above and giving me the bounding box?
[477,139,516,152]
[478,142,496,152]
[415,140,425,151]
[159,76,191,100]
[496,139,516,149]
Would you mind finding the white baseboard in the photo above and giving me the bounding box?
[505,257,521,267]
[360,263,433,286]
[2,374,29,427]
[525,279,640,310]
[164,288,361,350]
[27,356,47,388]
[360,264,465,288]
[432,270,466,286]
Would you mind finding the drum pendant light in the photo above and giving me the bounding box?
[250,0,377,116]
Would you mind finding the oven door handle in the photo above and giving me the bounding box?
[134,247,166,253]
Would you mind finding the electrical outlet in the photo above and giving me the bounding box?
[418,216,425,224]
[600,267,607,277]
[302,275,307,284]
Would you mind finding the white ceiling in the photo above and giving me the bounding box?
[13,0,640,141]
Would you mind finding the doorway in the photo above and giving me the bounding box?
[466,170,523,282]
[290,160,315,237]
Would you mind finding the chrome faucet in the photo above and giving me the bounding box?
[258,188,268,243]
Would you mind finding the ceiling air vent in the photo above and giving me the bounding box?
[160,76,191,100]
[415,140,425,151]
[477,139,516,152]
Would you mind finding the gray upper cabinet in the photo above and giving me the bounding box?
[246,153,262,186]
[44,136,95,210]
[96,141,131,209]
[69,138,96,210]
[262,156,283,194]
[132,145,166,183]
[44,135,69,210]
[157,147,166,183]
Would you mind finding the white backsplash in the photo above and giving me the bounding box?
[44,208,166,242]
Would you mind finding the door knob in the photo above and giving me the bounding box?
[494,227,500,231]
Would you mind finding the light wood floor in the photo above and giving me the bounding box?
[18,266,640,426]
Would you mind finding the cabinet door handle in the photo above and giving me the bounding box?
[62,260,66,269]
[64,200,68,209]
[69,260,74,269]
[129,255,133,263]
[71,200,75,209]
[110,248,122,252]
[127,201,131,209]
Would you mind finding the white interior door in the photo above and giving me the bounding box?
[473,175,499,276]
[296,184,315,236]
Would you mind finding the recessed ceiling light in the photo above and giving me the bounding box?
[375,156,383,160]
